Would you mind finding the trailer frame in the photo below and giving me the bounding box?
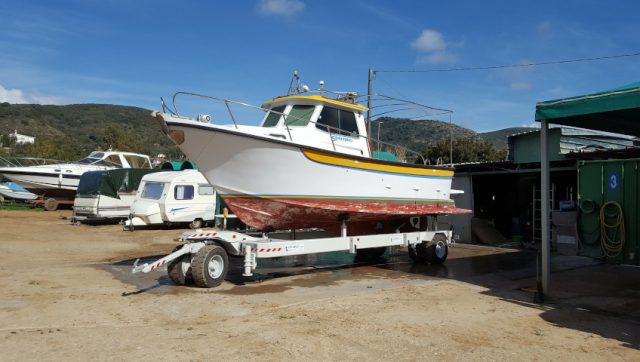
[132,217,454,288]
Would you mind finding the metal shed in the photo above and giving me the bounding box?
[535,82,640,294]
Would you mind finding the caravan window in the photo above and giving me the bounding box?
[175,185,194,200]
[198,185,214,195]
[141,182,165,200]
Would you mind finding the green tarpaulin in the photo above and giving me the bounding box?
[535,82,640,137]
[77,168,161,199]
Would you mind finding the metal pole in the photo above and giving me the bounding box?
[540,119,550,294]
[449,113,453,165]
[367,68,373,125]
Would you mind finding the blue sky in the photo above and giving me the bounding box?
[1,0,639,132]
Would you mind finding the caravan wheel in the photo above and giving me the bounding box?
[189,218,203,229]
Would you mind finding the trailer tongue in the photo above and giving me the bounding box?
[132,218,453,288]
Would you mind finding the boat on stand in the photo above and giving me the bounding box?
[0,150,153,210]
[153,72,470,235]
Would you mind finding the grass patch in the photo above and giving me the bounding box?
[0,202,42,211]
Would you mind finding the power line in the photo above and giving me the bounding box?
[376,52,640,73]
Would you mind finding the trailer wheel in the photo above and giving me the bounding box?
[189,218,203,229]
[426,234,448,264]
[44,198,59,211]
[167,254,193,285]
[191,245,228,288]
[408,242,428,263]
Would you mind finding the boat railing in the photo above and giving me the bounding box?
[164,91,434,164]
[0,156,64,168]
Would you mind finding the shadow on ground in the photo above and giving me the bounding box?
[107,243,640,349]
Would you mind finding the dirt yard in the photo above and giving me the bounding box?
[0,210,638,361]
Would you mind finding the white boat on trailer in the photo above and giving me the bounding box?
[132,71,468,287]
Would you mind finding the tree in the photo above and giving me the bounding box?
[103,124,144,153]
[423,137,507,165]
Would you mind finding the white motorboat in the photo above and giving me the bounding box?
[153,73,469,235]
[0,150,153,201]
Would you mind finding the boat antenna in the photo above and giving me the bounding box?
[288,70,300,95]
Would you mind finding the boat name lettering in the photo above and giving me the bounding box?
[331,134,354,143]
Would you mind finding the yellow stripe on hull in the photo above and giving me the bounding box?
[302,149,454,177]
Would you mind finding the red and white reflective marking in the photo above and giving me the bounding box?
[149,259,166,271]
[189,232,217,238]
[252,247,283,253]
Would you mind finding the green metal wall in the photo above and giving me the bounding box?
[512,128,563,164]
[577,159,639,265]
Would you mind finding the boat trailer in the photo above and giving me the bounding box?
[132,219,453,288]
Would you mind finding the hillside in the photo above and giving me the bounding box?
[1,103,515,162]
[480,127,538,149]
[373,117,479,153]
[0,103,182,160]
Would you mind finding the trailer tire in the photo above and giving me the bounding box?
[408,242,428,263]
[189,218,203,229]
[426,234,448,264]
[44,198,59,211]
[191,245,228,288]
[167,254,193,285]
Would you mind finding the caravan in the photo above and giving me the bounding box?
[124,170,217,230]
[73,168,160,223]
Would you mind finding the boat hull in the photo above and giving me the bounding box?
[161,115,469,233]
[0,169,81,200]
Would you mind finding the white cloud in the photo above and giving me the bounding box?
[0,84,62,104]
[411,30,446,52]
[510,82,532,91]
[411,29,458,64]
[257,0,305,17]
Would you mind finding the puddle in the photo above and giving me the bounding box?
[102,245,538,296]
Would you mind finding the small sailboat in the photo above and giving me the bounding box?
[153,72,469,234]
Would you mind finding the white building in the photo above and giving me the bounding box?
[10,130,35,144]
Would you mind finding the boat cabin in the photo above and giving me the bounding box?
[76,151,153,169]
[259,95,371,157]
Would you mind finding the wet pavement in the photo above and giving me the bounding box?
[104,243,545,295]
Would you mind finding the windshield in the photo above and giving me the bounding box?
[141,182,165,200]
[76,157,101,165]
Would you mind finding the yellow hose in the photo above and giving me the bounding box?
[600,201,625,258]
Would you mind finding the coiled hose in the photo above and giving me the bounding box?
[600,201,625,258]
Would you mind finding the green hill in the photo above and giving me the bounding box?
[0,103,182,160]
[479,127,538,149]
[373,117,478,153]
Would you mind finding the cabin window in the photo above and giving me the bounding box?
[262,106,286,127]
[198,185,214,195]
[141,182,165,200]
[175,185,194,200]
[124,155,151,168]
[316,107,359,135]
[104,155,123,167]
[285,105,315,127]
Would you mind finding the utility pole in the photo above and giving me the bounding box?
[367,68,373,124]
